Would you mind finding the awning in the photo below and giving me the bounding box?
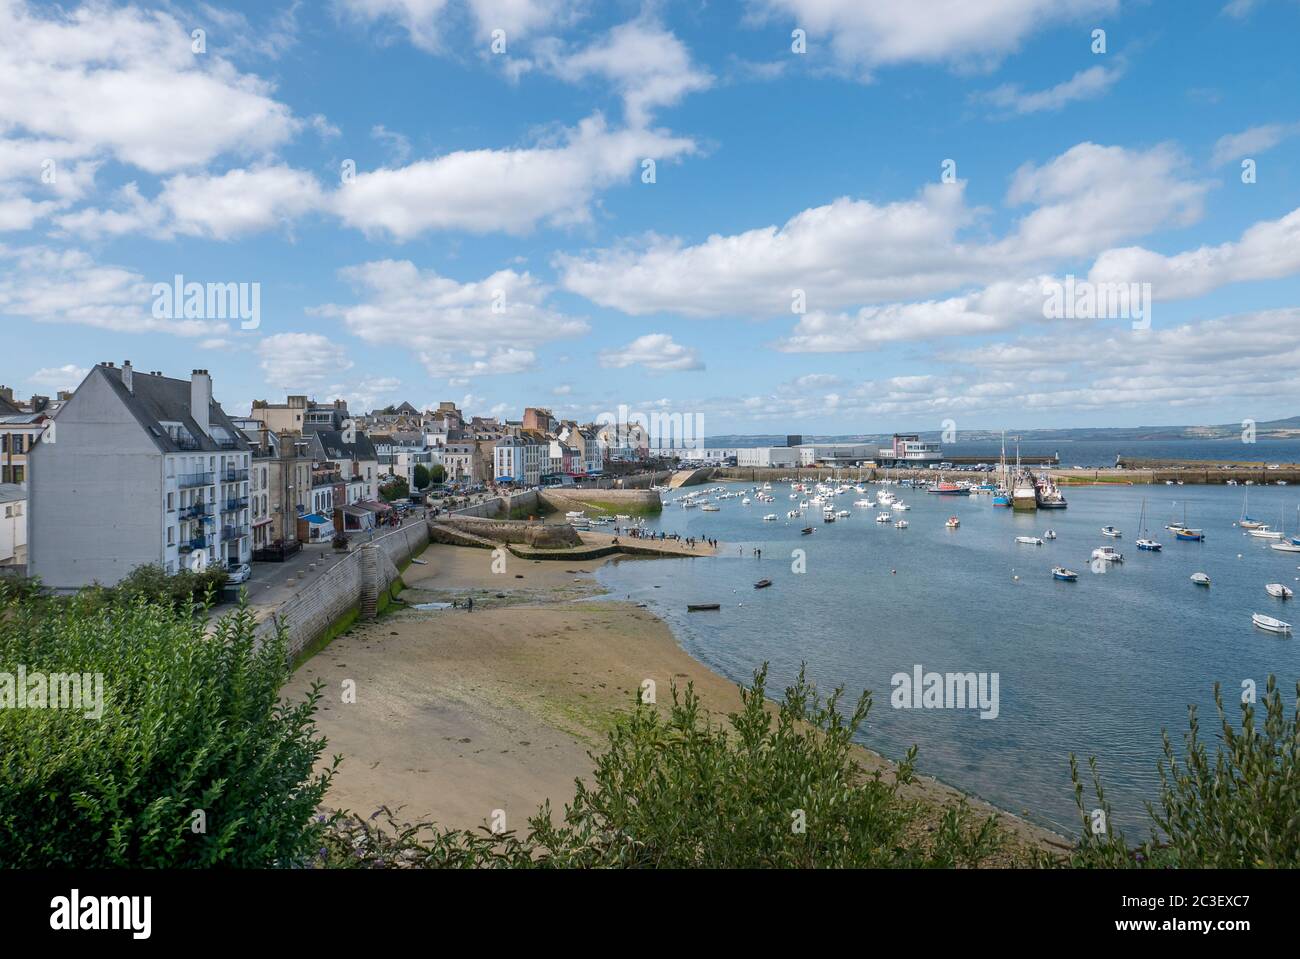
[302,513,331,525]
[252,518,274,528]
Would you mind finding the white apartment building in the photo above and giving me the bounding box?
[0,483,26,566]
[493,433,545,486]
[29,364,252,590]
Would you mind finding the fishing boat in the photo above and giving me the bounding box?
[928,477,971,495]
[1052,567,1078,581]
[992,489,1012,508]
[1190,572,1210,586]
[753,579,772,590]
[894,519,909,528]
[1252,612,1291,634]
[1101,526,1121,538]
[1135,498,1162,551]
[1016,535,1043,546]
[1036,473,1068,509]
[945,516,960,528]
[1044,529,1057,539]
[687,603,721,612]
[1092,546,1123,563]
[1266,583,1294,599]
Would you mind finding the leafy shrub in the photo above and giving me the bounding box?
[379,476,409,502]
[1058,676,1300,868]
[0,584,337,867]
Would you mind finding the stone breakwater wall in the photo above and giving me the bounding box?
[537,488,662,514]
[257,523,429,660]
[430,515,581,548]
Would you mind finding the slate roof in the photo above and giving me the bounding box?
[92,364,251,454]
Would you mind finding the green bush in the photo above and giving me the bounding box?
[379,476,409,502]
[0,584,337,867]
[1059,676,1300,868]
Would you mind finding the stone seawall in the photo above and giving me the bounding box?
[433,515,581,548]
[258,522,429,660]
[538,487,662,514]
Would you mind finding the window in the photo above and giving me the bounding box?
[167,492,175,511]
[167,527,175,546]
[12,466,22,484]
[3,506,10,518]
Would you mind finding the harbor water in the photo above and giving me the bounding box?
[596,480,1300,836]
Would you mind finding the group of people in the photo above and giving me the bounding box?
[610,526,716,551]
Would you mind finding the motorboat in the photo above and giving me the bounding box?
[800,526,814,535]
[1136,539,1163,551]
[1252,612,1291,634]
[1266,583,1294,599]
[1092,546,1123,563]
[945,516,960,528]
[876,512,892,523]
[1248,526,1284,539]
[753,579,772,590]
[1270,542,1300,552]
[1052,567,1078,581]
[1016,536,1044,546]
[701,504,720,512]
[1190,572,1210,586]
[1101,526,1121,538]
[894,520,908,529]
[763,514,777,521]
[853,498,874,508]
[1043,529,1057,539]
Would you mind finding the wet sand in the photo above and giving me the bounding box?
[284,543,1069,859]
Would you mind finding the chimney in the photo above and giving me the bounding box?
[122,360,134,394]
[191,369,212,437]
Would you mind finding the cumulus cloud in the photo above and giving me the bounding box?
[258,333,354,388]
[977,64,1124,115]
[599,333,704,371]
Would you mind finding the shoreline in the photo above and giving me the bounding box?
[284,540,1070,862]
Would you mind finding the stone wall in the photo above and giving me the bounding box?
[257,522,428,660]
[537,487,661,514]
[435,515,581,548]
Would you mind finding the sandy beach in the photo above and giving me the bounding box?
[283,542,1070,859]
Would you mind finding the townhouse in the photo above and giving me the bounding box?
[29,364,252,591]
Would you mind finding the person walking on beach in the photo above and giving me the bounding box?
[466,596,474,613]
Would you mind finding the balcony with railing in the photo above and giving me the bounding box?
[178,472,214,489]
[179,502,213,520]
[222,468,250,483]
[221,525,248,542]
[222,496,250,513]
[178,535,208,553]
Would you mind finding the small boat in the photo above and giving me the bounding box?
[1266,583,1294,599]
[1052,567,1078,581]
[753,579,772,590]
[1252,612,1291,634]
[741,497,751,505]
[894,520,908,528]
[893,502,910,511]
[800,526,814,535]
[945,516,960,528]
[763,514,777,521]
[823,513,836,523]
[1270,541,1300,552]
[1016,536,1043,546]
[1043,529,1056,539]
[853,498,874,508]
[875,512,891,523]
[1092,546,1123,563]
[1101,526,1121,538]
[1135,499,1161,551]
[1136,539,1163,551]
[1248,526,1283,539]
[687,603,721,612]
[1175,527,1204,542]
[701,504,720,512]
[1190,572,1210,586]
[836,509,850,518]
[565,510,586,520]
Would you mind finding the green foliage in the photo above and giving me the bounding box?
[321,666,1006,868]
[0,583,338,867]
[413,464,430,490]
[429,464,446,485]
[379,476,409,502]
[108,563,228,610]
[1058,676,1300,868]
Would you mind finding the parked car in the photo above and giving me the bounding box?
[226,563,252,585]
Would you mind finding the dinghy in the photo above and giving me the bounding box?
[1252,612,1291,634]
[1190,572,1210,586]
[753,579,772,590]
[687,603,721,612]
[1266,583,1294,599]
[1101,526,1121,538]
[1052,567,1078,581]
[1043,529,1056,539]
[1016,535,1043,546]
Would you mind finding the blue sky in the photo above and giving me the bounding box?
[2,0,1300,436]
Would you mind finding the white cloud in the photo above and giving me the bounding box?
[332,114,696,238]
[1088,206,1300,300]
[528,20,713,126]
[977,64,1124,114]
[0,244,228,336]
[258,333,354,388]
[560,142,1206,316]
[1211,122,1300,166]
[746,0,1119,77]
[599,333,704,371]
[28,363,89,391]
[338,0,573,51]
[0,0,300,174]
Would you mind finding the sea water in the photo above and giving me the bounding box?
[597,480,1300,836]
